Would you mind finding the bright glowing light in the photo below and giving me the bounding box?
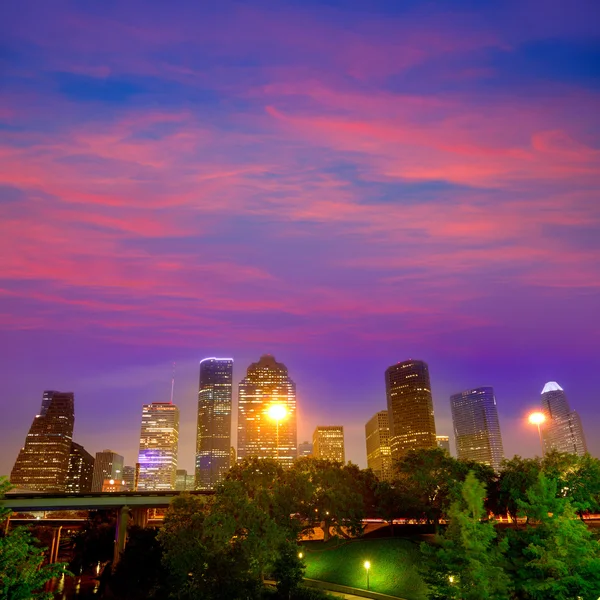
[528,412,546,426]
[267,404,287,421]
[364,561,371,570]
[298,552,304,559]
[109,479,115,485]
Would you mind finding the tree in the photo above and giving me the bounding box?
[420,472,511,600]
[70,509,116,574]
[507,472,600,599]
[271,540,305,599]
[497,456,541,525]
[0,477,68,600]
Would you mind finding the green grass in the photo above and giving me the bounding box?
[301,537,428,600]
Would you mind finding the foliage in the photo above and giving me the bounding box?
[497,455,542,523]
[507,472,600,599]
[69,509,116,572]
[0,477,69,600]
[420,472,510,600]
[271,541,305,598]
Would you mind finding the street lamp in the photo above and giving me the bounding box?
[364,561,371,590]
[267,404,287,460]
[528,412,546,455]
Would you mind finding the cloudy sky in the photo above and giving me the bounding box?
[1,0,599,475]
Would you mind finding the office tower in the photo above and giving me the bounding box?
[365,411,393,482]
[91,450,124,492]
[450,387,504,471]
[385,360,437,460]
[175,469,195,491]
[313,426,345,462]
[122,466,136,491]
[436,435,451,454]
[137,402,180,491]
[541,382,587,456]
[298,441,313,458]
[10,391,75,493]
[195,358,233,490]
[66,442,95,494]
[238,354,297,468]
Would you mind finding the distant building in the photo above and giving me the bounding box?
[365,411,393,482]
[66,442,95,494]
[122,465,136,491]
[195,358,233,490]
[436,435,451,454]
[230,446,236,465]
[298,441,313,458]
[237,355,297,468]
[138,402,179,491]
[102,478,127,492]
[313,426,345,463]
[11,391,75,493]
[91,450,124,492]
[385,360,437,460]
[541,382,587,456]
[451,387,504,471]
[175,469,195,491]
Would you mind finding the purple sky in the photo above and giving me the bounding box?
[1,0,599,476]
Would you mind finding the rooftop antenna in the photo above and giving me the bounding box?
[170,362,176,404]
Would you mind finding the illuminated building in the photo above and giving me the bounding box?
[175,469,195,491]
[541,382,587,456]
[451,387,504,471]
[313,426,345,463]
[237,354,297,468]
[195,358,233,490]
[102,478,127,492]
[365,411,392,482]
[385,360,437,460]
[91,450,124,492]
[137,402,179,491]
[436,435,451,454]
[122,465,136,491]
[298,441,313,458]
[10,391,75,492]
[66,442,94,494]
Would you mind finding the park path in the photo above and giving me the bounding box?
[303,577,407,600]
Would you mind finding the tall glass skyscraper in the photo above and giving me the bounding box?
[11,390,75,492]
[91,449,124,492]
[238,354,297,468]
[450,387,504,471]
[195,357,233,490]
[313,426,345,462]
[137,402,179,490]
[541,382,587,456]
[365,410,393,482]
[66,442,95,494]
[385,360,437,460]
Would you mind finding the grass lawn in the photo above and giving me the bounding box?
[301,537,428,600]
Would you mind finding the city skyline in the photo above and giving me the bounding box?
[1,1,599,477]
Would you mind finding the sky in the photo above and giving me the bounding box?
[1,0,599,476]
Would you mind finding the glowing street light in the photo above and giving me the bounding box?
[364,561,371,590]
[528,412,546,455]
[298,552,304,560]
[267,404,288,460]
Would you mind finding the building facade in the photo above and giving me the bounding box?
[297,441,313,458]
[541,382,587,456]
[10,391,75,493]
[137,402,180,491]
[237,354,297,468]
[436,435,451,454]
[365,411,393,482]
[122,465,136,491]
[91,450,124,492]
[66,442,95,494]
[195,358,233,490]
[313,426,345,463]
[385,360,437,460]
[450,387,504,471]
[175,469,195,491]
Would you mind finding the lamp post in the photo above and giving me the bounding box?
[267,404,287,461]
[528,412,546,455]
[364,561,371,590]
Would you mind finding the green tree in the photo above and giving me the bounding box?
[0,477,68,600]
[497,455,541,525]
[271,540,305,599]
[507,472,600,599]
[420,472,510,600]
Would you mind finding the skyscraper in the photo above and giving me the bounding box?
[540,382,587,456]
[298,441,313,458]
[195,358,233,490]
[91,450,124,492]
[175,469,195,491]
[237,354,297,468]
[137,402,180,491]
[313,426,345,462]
[450,387,504,471]
[66,442,95,494]
[365,411,393,482]
[122,465,136,491]
[385,360,437,460]
[436,435,451,454]
[10,391,75,493]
